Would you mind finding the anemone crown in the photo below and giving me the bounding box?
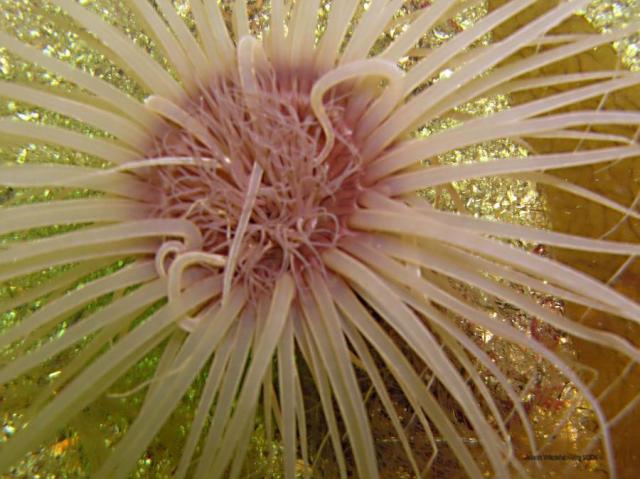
[1,0,639,478]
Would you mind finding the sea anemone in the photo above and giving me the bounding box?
[1,0,639,477]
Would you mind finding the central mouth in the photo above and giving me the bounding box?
[144,60,365,298]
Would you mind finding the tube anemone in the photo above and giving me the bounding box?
[0,0,639,477]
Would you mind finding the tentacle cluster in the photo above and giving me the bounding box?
[146,42,371,298]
